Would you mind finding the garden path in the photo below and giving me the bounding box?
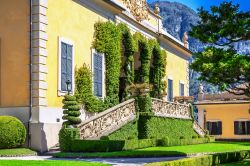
[0,155,184,166]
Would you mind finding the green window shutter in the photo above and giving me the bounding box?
[234,121,239,135]
[247,121,250,134]
[218,121,222,135]
[206,122,210,134]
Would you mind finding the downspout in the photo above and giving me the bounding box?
[28,0,33,148]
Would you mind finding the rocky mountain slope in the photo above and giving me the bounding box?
[148,1,250,54]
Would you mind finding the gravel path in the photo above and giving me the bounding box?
[0,155,185,166]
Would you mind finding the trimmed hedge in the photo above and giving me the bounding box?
[107,121,138,140]
[60,134,213,152]
[158,136,215,147]
[146,116,199,139]
[59,128,80,152]
[0,116,26,149]
[70,140,124,152]
[64,139,156,152]
[146,150,250,166]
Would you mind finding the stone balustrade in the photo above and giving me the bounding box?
[77,99,136,139]
[151,98,192,119]
[193,120,206,137]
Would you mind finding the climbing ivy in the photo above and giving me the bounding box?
[149,39,167,98]
[93,22,122,108]
[133,33,151,83]
[118,24,136,100]
[75,64,105,112]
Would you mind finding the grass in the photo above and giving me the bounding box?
[0,148,37,157]
[220,159,250,166]
[0,160,109,166]
[54,142,250,158]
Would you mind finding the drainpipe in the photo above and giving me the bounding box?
[28,0,33,148]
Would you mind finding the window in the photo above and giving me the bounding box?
[58,37,74,95]
[168,79,173,101]
[180,82,184,96]
[207,121,222,135]
[234,121,250,135]
[92,50,104,98]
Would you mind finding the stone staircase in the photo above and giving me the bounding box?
[77,99,136,139]
[77,98,206,140]
[193,120,206,137]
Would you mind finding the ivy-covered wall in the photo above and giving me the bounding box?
[107,116,198,140]
[93,22,122,108]
[106,121,138,140]
[75,22,167,112]
[118,24,136,101]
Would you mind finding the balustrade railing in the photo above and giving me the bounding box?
[151,98,191,119]
[77,99,136,139]
[193,120,206,136]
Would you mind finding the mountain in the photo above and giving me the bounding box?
[149,1,204,53]
[148,1,250,53]
[148,1,250,99]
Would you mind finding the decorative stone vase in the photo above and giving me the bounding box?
[128,83,152,97]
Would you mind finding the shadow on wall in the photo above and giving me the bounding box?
[30,123,49,153]
[41,125,48,152]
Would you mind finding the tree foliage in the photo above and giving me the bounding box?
[190,1,250,97]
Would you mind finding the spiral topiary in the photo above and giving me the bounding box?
[0,116,26,149]
[62,95,81,126]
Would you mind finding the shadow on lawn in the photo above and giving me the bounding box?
[214,141,250,146]
[220,159,250,166]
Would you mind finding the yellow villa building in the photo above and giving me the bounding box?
[195,92,250,141]
[0,0,192,151]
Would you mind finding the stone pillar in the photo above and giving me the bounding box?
[31,0,48,121]
[30,0,50,152]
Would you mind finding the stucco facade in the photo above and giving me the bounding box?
[196,93,250,140]
[0,0,192,152]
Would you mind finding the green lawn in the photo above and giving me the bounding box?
[220,159,250,166]
[0,160,109,166]
[0,148,37,157]
[54,142,250,158]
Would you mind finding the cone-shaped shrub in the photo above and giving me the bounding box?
[62,95,81,126]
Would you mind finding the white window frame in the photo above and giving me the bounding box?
[179,80,185,96]
[58,37,75,96]
[92,49,105,99]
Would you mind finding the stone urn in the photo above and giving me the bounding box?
[127,83,152,97]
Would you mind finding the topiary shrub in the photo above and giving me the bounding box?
[59,127,80,152]
[62,95,81,126]
[0,116,26,149]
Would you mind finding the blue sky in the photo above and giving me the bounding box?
[147,0,250,12]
